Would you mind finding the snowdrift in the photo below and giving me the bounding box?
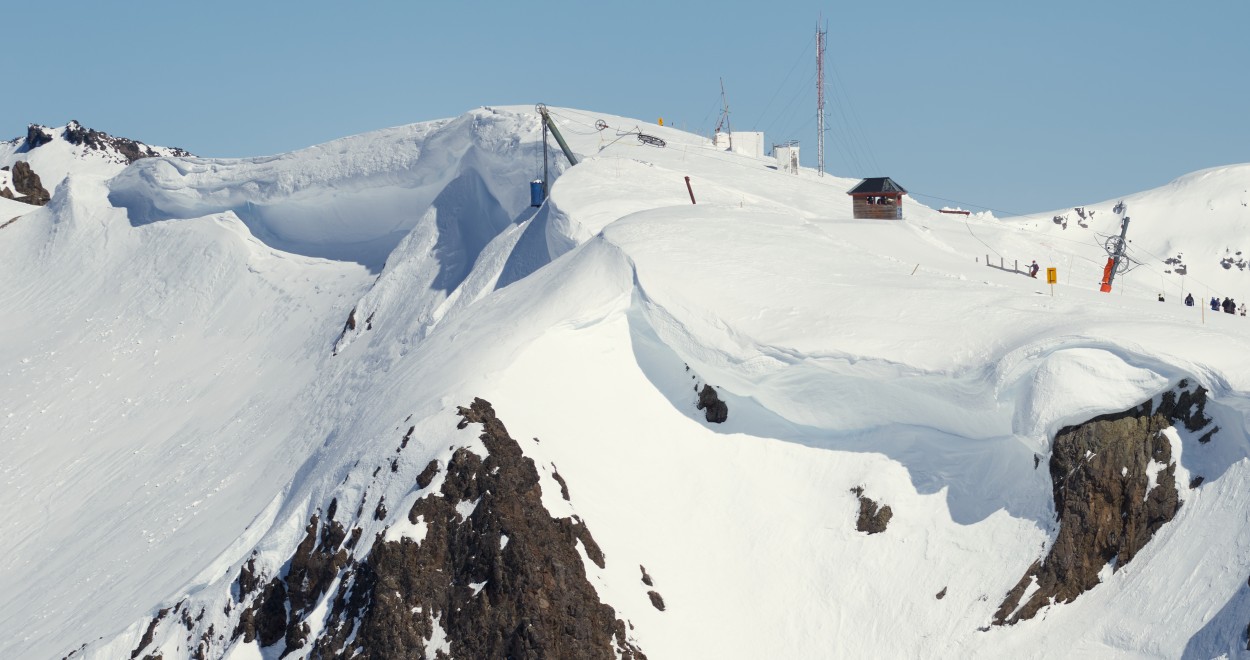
[3,105,1250,659]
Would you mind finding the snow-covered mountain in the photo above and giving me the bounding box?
[3,106,1250,659]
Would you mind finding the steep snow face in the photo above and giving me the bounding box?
[0,176,374,660]
[6,106,1250,660]
[107,108,547,271]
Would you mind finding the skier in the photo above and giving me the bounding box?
[1227,298,1237,314]
[1211,297,1220,311]
[1029,260,1039,278]
[1240,303,1247,316]
[1184,293,1194,307]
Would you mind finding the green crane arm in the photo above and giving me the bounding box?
[537,105,578,166]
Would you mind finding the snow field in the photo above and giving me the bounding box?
[4,105,1250,658]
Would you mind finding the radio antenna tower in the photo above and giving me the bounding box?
[715,77,733,152]
[816,19,827,176]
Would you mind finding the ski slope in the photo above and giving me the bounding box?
[2,106,1250,659]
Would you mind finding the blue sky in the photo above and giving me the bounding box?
[4,0,1247,214]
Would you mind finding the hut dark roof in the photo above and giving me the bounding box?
[847,177,907,195]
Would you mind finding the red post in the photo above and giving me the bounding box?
[684,176,696,204]
[1099,258,1115,292]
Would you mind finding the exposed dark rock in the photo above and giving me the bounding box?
[374,496,388,520]
[851,486,892,535]
[308,397,645,659]
[60,120,192,163]
[551,466,571,501]
[25,124,53,149]
[1034,454,1041,469]
[994,388,1189,625]
[1161,384,1214,432]
[129,607,169,659]
[936,587,947,600]
[231,512,350,656]
[1189,476,1204,488]
[333,308,359,355]
[640,565,653,587]
[697,384,728,423]
[647,591,666,611]
[0,187,13,200]
[416,460,440,489]
[11,161,49,206]
[399,425,415,452]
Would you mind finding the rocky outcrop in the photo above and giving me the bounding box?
[851,486,892,534]
[993,382,1212,625]
[61,120,192,163]
[20,121,192,164]
[697,384,728,423]
[25,124,54,150]
[219,398,647,659]
[11,161,49,206]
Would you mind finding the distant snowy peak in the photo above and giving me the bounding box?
[0,120,195,201]
[22,120,192,165]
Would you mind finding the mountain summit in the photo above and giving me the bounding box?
[3,106,1250,659]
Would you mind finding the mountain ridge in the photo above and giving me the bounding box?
[4,106,1250,659]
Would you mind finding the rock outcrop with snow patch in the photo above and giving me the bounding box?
[994,383,1212,624]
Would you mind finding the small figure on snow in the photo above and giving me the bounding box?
[1184,293,1194,307]
[1240,303,1247,317]
[1223,297,1235,314]
[1211,297,1220,311]
[1029,260,1040,278]
[1158,293,1165,302]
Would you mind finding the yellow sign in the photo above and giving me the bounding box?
[1046,267,1058,284]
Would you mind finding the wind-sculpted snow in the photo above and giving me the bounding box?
[7,106,1250,659]
[108,108,545,271]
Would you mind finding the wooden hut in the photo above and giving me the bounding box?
[847,177,907,220]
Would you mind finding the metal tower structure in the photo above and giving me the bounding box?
[714,78,733,152]
[816,20,827,177]
[1100,216,1131,292]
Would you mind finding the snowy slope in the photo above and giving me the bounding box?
[1002,163,1250,305]
[3,106,1250,659]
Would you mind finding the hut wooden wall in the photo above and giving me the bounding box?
[852,196,904,220]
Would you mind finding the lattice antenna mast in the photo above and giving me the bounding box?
[816,19,827,177]
[714,77,733,151]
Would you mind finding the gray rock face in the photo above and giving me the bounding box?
[24,124,53,150]
[223,398,647,660]
[993,384,1210,625]
[697,384,728,424]
[10,161,49,206]
[61,120,192,163]
[851,486,892,534]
